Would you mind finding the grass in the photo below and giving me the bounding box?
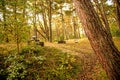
[65,38,93,54]
[64,37,120,54]
[0,37,120,80]
[46,37,120,80]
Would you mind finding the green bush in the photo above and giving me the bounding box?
[0,46,82,80]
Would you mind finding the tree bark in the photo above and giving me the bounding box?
[61,5,65,40]
[114,0,120,31]
[40,2,49,41]
[33,0,37,40]
[73,0,120,80]
[49,0,52,42]
[94,0,111,37]
[73,16,77,38]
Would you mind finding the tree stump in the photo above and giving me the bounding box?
[58,41,66,44]
[36,42,44,47]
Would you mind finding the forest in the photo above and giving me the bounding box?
[0,0,120,80]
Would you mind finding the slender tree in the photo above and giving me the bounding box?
[73,16,77,38]
[73,0,120,80]
[1,0,9,42]
[49,0,52,42]
[60,4,65,40]
[33,0,37,40]
[13,0,20,54]
[39,0,50,41]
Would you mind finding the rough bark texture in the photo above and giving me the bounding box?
[94,0,111,37]
[73,0,120,80]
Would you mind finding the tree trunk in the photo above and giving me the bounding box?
[94,0,111,37]
[40,2,49,41]
[55,24,59,41]
[73,16,77,38]
[114,0,120,31]
[14,0,19,54]
[61,6,65,40]
[23,0,27,24]
[49,0,52,42]
[2,0,9,42]
[73,0,120,80]
[33,0,37,40]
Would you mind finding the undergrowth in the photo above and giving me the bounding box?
[0,45,82,80]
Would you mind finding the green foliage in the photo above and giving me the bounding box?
[0,33,4,43]
[0,46,82,80]
[111,26,120,37]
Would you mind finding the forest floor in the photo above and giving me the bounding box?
[0,37,120,80]
[45,37,120,80]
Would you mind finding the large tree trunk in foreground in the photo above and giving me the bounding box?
[73,0,120,80]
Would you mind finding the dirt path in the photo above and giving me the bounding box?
[45,42,105,80]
